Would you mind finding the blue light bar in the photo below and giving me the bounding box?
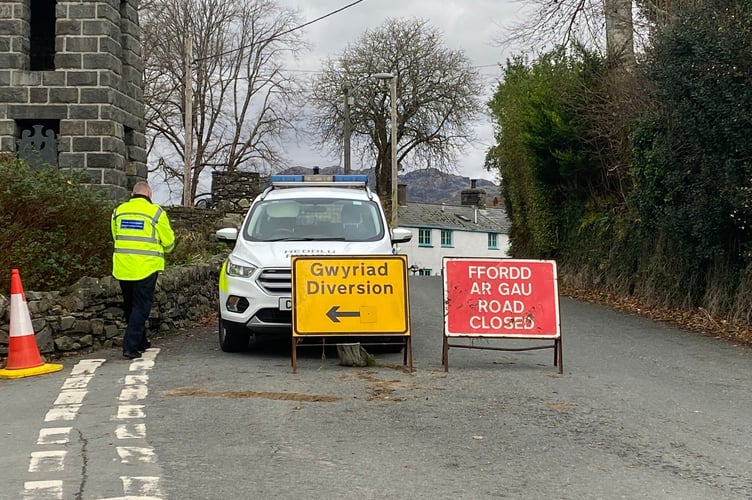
[270,174,368,188]
[334,175,368,184]
[270,175,304,183]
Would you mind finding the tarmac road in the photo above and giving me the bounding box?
[2,275,752,499]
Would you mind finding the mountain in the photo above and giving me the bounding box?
[281,166,500,205]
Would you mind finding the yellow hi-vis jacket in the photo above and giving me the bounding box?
[111,195,176,281]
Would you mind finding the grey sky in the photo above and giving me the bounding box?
[279,0,527,183]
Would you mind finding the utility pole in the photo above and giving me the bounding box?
[374,72,399,228]
[182,33,193,207]
[343,84,352,174]
[389,75,398,228]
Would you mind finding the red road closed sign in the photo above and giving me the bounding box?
[443,258,560,338]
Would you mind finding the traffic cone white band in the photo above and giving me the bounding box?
[10,291,35,337]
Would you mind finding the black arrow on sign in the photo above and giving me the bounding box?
[326,305,360,323]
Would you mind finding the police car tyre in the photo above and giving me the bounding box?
[218,315,250,352]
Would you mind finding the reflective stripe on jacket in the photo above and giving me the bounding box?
[111,196,176,281]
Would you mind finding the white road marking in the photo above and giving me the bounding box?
[43,404,82,422]
[125,374,149,385]
[121,476,162,497]
[116,404,145,419]
[128,358,155,370]
[115,445,157,465]
[115,423,146,440]
[28,451,67,473]
[23,479,63,497]
[119,385,149,401]
[69,359,106,376]
[36,428,72,445]
[61,374,93,390]
[53,389,87,406]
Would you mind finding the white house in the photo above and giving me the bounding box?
[396,181,511,275]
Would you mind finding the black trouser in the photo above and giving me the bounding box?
[119,272,158,354]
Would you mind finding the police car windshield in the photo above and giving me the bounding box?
[244,198,384,242]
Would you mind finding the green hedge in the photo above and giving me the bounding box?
[0,155,115,294]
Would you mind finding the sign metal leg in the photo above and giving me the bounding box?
[291,337,298,374]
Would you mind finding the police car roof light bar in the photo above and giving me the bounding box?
[270,174,368,188]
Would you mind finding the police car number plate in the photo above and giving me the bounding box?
[279,297,292,311]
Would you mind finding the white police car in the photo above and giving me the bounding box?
[215,174,412,352]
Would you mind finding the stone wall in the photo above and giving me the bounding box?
[211,170,267,214]
[0,256,223,361]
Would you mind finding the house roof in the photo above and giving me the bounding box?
[398,202,511,234]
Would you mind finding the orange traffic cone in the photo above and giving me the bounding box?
[0,269,62,379]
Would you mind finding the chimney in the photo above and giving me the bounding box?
[312,166,320,174]
[398,183,407,205]
[461,179,486,208]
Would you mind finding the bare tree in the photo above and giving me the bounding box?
[498,0,704,62]
[308,18,483,220]
[498,0,634,65]
[141,0,306,204]
[496,0,606,55]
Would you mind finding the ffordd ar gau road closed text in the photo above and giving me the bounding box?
[445,259,559,337]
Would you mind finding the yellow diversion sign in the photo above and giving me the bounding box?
[291,255,410,336]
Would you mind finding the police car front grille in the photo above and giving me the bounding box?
[256,268,292,295]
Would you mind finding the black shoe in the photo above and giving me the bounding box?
[137,341,152,353]
[123,351,142,359]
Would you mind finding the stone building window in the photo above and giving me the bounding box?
[30,0,57,71]
[16,120,59,168]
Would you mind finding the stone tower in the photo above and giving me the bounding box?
[0,0,146,199]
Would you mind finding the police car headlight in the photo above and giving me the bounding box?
[226,261,257,278]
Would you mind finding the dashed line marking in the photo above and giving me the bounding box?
[24,359,106,499]
[112,348,163,498]
[23,353,165,499]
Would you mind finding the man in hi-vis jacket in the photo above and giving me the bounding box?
[111,181,175,359]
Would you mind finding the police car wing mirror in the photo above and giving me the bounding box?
[391,227,412,244]
[216,227,238,243]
